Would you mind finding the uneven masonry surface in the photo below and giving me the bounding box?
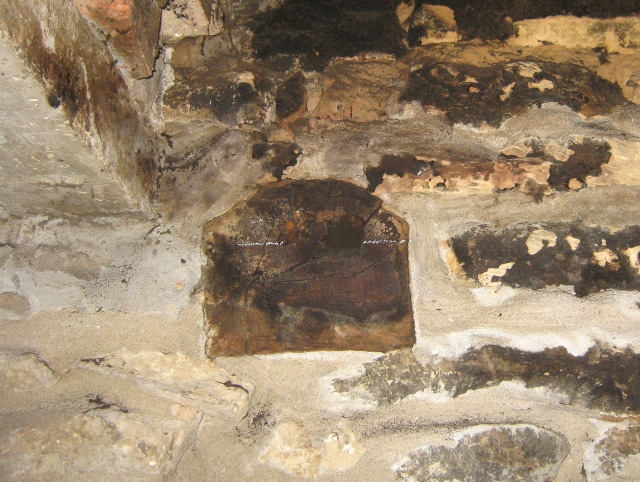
[3,0,640,480]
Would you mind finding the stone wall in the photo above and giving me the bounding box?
[3,1,640,480]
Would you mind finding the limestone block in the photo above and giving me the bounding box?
[394,425,569,482]
[163,61,274,126]
[0,406,201,476]
[400,60,625,127]
[313,59,401,122]
[202,179,415,356]
[368,138,620,202]
[73,0,162,78]
[447,222,640,297]
[334,345,640,414]
[585,419,640,480]
[78,351,251,419]
[161,0,224,44]
[260,422,366,477]
[0,352,58,389]
[408,4,458,47]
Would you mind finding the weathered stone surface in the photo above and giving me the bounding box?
[0,352,59,389]
[73,0,162,79]
[0,0,161,206]
[313,58,401,122]
[252,141,301,181]
[394,425,569,482]
[448,222,640,296]
[78,351,251,419]
[275,71,306,124]
[408,4,458,47]
[335,345,640,413]
[161,0,224,44]
[249,0,407,70]
[585,420,640,479]
[163,60,274,126]
[509,16,640,53]
[412,0,640,41]
[0,406,201,477]
[366,138,619,201]
[400,60,626,127]
[203,179,414,355]
[260,422,366,477]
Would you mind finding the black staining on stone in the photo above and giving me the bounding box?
[335,344,640,414]
[412,0,640,41]
[400,61,625,127]
[365,154,433,192]
[252,142,301,181]
[249,0,407,71]
[164,63,274,126]
[188,79,261,124]
[548,139,612,190]
[86,395,129,413]
[396,425,569,482]
[202,179,415,356]
[275,72,306,121]
[46,93,61,109]
[450,222,640,297]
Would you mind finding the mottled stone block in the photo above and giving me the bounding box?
[448,222,640,296]
[202,179,414,355]
[335,345,640,413]
[395,425,569,482]
[400,60,625,127]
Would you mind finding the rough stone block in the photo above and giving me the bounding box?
[395,424,569,482]
[334,345,640,414]
[0,352,58,389]
[79,351,251,419]
[202,179,415,355]
[0,406,201,476]
[448,222,640,297]
[400,59,626,127]
[73,0,162,79]
[161,0,224,44]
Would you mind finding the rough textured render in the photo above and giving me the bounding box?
[4,0,640,480]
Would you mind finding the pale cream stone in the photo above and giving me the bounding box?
[261,422,321,477]
[593,248,618,267]
[526,229,557,255]
[509,16,640,54]
[544,140,574,162]
[321,428,366,471]
[624,246,640,274]
[501,139,531,157]
[78,351,251,418]
[528,79,555,92]
[587,139,640,187]
[161,0,223,44]
[566,235,581,251]
[0,352,59,389]
[567,178,583,190]
[478,262,515,288]
[516,62,542,78]
[500,82,516,101]
[0,407,201,476]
